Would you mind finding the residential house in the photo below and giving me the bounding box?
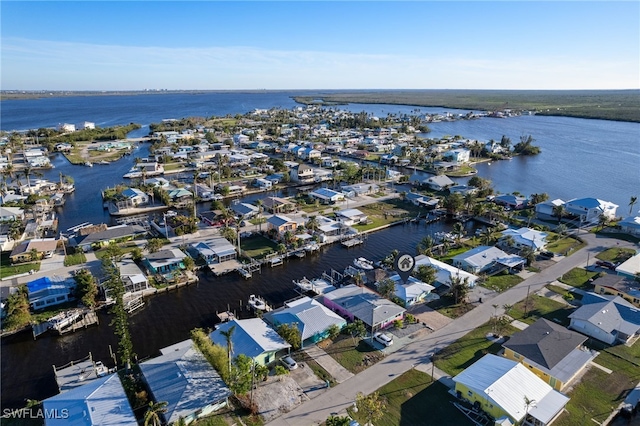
[493,194,528,210]
[502,318,596,391]
[139,340,232,425]
[615,252,640,280]
[167,188,193,205]
[335,208,368,226]
[291,163,315,183]
[261,196,295,214]
[593,274,640,307]
[0,223,19,251]
[453,354,569,426]
[10,238,58,263]
[452,245,525,274]
[568,292,640,345]
[254,178,273,190]
[230,202,259,219]
[535,199,565,221]
[42,374,137,426]
[500,227,548,251]
[321,284,406,331]
[442,148,470,163]
[448,185,478,196]
[189,239,237,264]
[58,123,76,132]
[300,147,322,161]
[315,215,354,239]
[118,257,149,294]
[341,183,379,196]
[144,248,187,275]
[423,175,455,191]
[619,216,640,237]
[264,296,347,348]
[27,276,75,310]
[209,318,291,366]
[71,224,147,252]
[564,197,618,224]
[267,215,298,236]
[386,274,435,307]
[308,188,345,204]
[118,188,149,209]
[414,255,478,289]
[0,206,24,222]
[404,192,440,209]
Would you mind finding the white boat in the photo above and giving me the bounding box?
[270,257,283,267]
[48,309,83,331]
[84,162,93,167]
[353,257,374,270]
[248,294,270,311]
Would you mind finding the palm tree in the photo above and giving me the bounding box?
[452,222,465,245]
[552,204,566,224]
[523,396,536,424]
[220,325,236,378]
[418,235,435,256]
[144,401,168,426]
[522,209,535,228]
[629,196,638,215]
[255,199,264,232]
[306,215,320,232]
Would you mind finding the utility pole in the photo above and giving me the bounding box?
[524,285,531,318]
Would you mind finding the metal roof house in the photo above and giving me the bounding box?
[500,227,549,251]
[414,254,478,289]
[43,374,136,426]
[568,292,640,345]
[502,318,597,391]
[209,318,291,366]
[453,354,569,426]
[308,188,345,204]
[452,246,525,274]
[564,197,619,224]
[321,284,405,331]
[27,276,75,310]
[386,274,436,307]
[263,296,347,348]
[139,339,231,425]
[144,248,187,275]
[423,175,455,191]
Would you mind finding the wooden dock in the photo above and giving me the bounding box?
[341,236,365,248]
[58,311,99,335]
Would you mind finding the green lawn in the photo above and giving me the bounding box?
[350,370,471,426]
[0,253,40,279]
[64,252,87,266]
[322,335,384,374]
[240,235,279,259]
[545,237,586,255]
[94,245,140,260]
[546,284,582,301]
[32,301,79,323]
[481,272,523,292]
[427,296,475,319]
[559,267,599,290]
[595,247,636,263]
[434,322,518,377]
[509,294,575,326]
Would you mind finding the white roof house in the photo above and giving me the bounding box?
[210,318,291,366]
[415,255,479,288]
[452,246,525,274]
[424,175,455,191]
[335,208,368,226]
[387,274,436,307]
[500,227,549,251]
[616,252,640,279]
[264,296,347,348]
[43,374,136,426]
[535,199,565,220]
[453,354,569,426]
[619,216,640,237]
[564,197,618,224]
[139,340,232,425]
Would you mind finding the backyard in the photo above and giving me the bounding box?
[240,235,279,259]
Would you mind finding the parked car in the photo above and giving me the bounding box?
[595,260,617,270]
[538,251,555,260]
[373,332,393,347]
[280,355,298,370]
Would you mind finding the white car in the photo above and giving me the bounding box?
[280,355,298,370]
[373,332,393,347]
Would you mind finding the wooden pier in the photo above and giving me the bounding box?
[341,236,365,248]
[57,311,99,335]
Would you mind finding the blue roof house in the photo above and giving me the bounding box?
[27,276,75,310]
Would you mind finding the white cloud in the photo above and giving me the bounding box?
[2,37,637,90]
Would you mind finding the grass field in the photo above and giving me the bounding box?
[559,267,599,290]
[509,294,575,326]
[349,370,472,426]
[294,89,640,122]
[240,235,279,259]
[0,253,40,279]
[595,247,636,263]
[545,237,585,255]
[321,335,384,374]
[481,272,523,292]
[64,252,87,266]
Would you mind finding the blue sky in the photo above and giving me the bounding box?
[2,1,638,90]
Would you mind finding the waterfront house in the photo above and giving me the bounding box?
[144,248,187,275]
[118,257,149,294]
[564,197,618,224]
[499,227,548,251]
[404,192,440,209]
[615,252,640,280]
[442,148,470,163]
[493,194,528,210]
[264,296,347,349]
[167,188,193,205]
[118,188,149,208]
[448,185,478,196]
[535,199,565,221]
[502,318,596,391]
[189,239,237,264]
[568,292,640,345]
[618,215,640,237]
[423,175,455,191]
[321,284,406,331]
[27,276,75,310]
[453,354,569,426]
[230,202,259,219]
[308,188,345,204]
[139,340,232,425]
[71,224,147,252]
[414,255,478,289]
[452,245,525,274]
[267,215,298,236]
[316,215,354,238]
[386,274,435,307]
[593,274,640,307]
[42,374,137,426]
[209,318,291,366]
[10,238,58,263]
[335,208,368,226]
[254,178,273,190]
[291,163,315,183]
[341,183,379,196]
[261,196,296,214]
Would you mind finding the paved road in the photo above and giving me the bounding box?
[267,231,639,426]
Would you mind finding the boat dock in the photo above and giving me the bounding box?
[57,311,99,335]
[341,235,365,248]
[124,295,145,314]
